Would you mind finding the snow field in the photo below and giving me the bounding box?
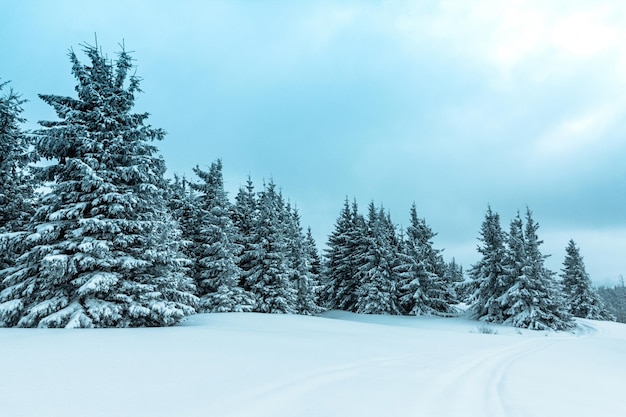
[0,312,624,417]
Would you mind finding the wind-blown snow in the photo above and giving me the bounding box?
[0,312,623,417]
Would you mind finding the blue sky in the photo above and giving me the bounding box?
[2,1,625,284]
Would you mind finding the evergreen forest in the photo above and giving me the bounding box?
[0,43,621,329]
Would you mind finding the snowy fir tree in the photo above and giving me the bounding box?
[191,160,254,313]
[0,81,36,271]
[167,174,202,270]
[495,210,572,330]
[397,204,454,315]
[322,199,368,311]
[471,208,572,330]
[354,203,400,314]
[561,239,609,320]
[0,44,197,328]
[232,176,258,290]
[469,206,509,322]
[496,212,534,326]
[443,257,465,304]
[284,203,322,315]
[305,226,322,278]
[243,180,297,313]
[395,204,431,315]
[506,209,572,330]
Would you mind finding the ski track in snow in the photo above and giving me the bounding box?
[423,338,552,417]
[222,354,420,417]
[219,332,557,417]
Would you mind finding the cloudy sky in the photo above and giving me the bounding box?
[2,1,625,284]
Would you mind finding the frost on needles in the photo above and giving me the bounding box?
[0,44,197,328]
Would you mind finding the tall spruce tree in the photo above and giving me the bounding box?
[191,160,254,312]
[284,204,322,315]
[501,209,572,330]
[322,199,352,309]
[244,180,296,313]
[323,198,368,311]
[305,227,322,278]
[397,204,453,315]
[469,206,508,322]
[396,204,431,315]
[233,176,258,290]
[443,257,465,304]
[167,174,201,275]
[561,239,608,320]
[0,81,36,271]
[354,203,399,314]
[498,213,530,325]
[0,44,197,328]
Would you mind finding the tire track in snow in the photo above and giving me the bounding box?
[217,353,424,417]
[422,337,553,417]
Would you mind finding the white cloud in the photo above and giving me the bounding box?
[385,0,626,87]
[550,9,620,58]
[533,104,621,159]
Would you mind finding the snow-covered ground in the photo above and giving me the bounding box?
[1,312,624,417]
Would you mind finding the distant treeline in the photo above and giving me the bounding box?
[597,281,626,323]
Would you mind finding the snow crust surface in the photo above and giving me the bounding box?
[0,312,624,416]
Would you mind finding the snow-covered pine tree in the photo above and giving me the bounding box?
[322,198,368,311]
[354,203,399,314]
[561,239,609,320]
[284,203,322,315]
[0,81,36,271]
[469,206,508,322]
[443,257,465,305]
[395,204,429,315]
[321,199,351,308]
[421,232,453,314]
[233,176,258,290]
[502,209,572,330]
[498,212,529,325]
[244,180,296,313]
[167,174,201,273]
[191,160,254,312]
[397,203,453,315]
[305,226,322,278]
[0,44,197,328]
